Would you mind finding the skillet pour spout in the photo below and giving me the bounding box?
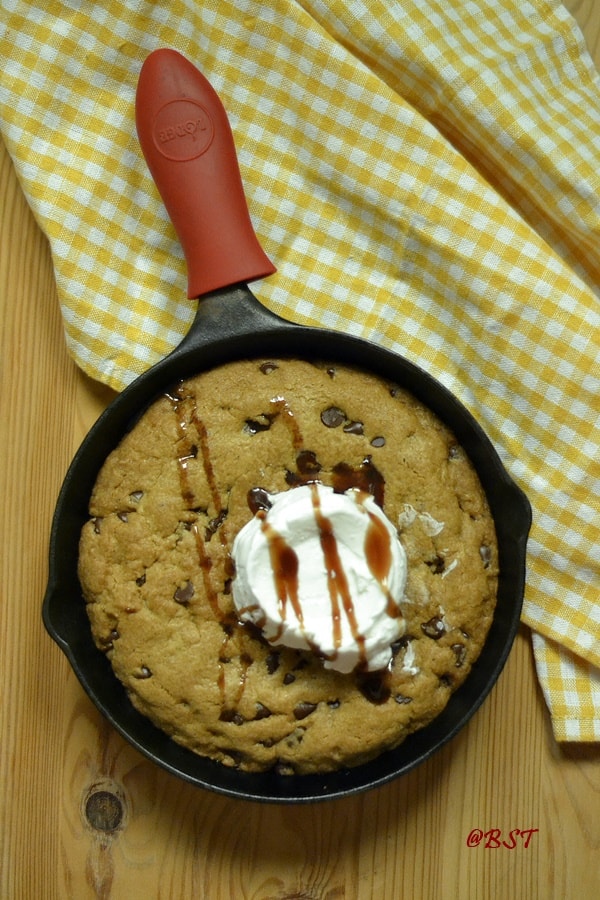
[43,49,531,803]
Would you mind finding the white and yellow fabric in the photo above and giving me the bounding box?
[1,0,598,741]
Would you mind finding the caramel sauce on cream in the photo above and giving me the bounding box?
[364,505,403,619]
[309,483,367,665]
[246,482,401,671]
[258,513,302,643]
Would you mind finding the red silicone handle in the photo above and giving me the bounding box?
[136,49,276,298]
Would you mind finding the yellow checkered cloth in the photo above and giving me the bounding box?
[1,0,598,741]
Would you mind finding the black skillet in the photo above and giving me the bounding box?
[43,49,532,803]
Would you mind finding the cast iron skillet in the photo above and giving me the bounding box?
[43,49,531,803]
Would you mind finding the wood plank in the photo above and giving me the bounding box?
[1,3,599,897]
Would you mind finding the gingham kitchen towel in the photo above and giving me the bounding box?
[1,0,598,741]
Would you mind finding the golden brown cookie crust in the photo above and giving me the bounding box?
[79,358,498,774]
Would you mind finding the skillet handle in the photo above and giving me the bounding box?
[135,48,276,299]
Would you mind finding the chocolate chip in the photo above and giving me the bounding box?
[244,413,275,434]
[331,457,385,508]
[391,637,410,657]
[285,451,323,488]
[266,651,280,675]
[394,694,413,705]
[294,702,317,720]
[254,702,272,720]
[223,749,245,766]
[426,555,445,574]
[248,487,272,515]
[206,509,227,540]
[343,420,364,435]
[439,674,454,687]
[356,669,392,705]
[293,657,309,671]
[135,574,146,587]
[220,709,245,725]
[259,361,279,374]
[99,631,118,651]
[117,512,129,523]
[134,666,152,679]
[320,406,346,428]
[421,616,446,639]
[327,699,341,709]
[451,643,467,667]
[92,517,102,534]
[448,444,462,460]
[480,545,492,568]
[296,450,322,475]
[287,727,305,746]
[283,672,296,685]
[174,580,194,605]
[129,490,144,503]
[370,435,386,447]
[326,367,336,378]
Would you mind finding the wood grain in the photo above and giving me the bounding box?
[564,0,600,59]
[2,3,599,898]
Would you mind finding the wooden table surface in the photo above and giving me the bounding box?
[2,3,599,898]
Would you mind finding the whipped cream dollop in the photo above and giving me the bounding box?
[231,483,407,673]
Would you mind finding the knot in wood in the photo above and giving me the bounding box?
[84,789,124,833]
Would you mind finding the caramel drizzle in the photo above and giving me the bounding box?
[167,386,232,712]
[189,402,224,523]
[168,386,214,511]
[167,385,225,530]
[309,483,367,667]
[166,388,196,506]
[218,648,253,723]
[256,484,400,669]
[243,394,398,669]
[363,505,403,619]
[259,513,302,643]
[165,375,399,718]
[269,395,303,450]
[189,520,219,618]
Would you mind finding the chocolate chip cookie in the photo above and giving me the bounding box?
[78,358,498,774]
